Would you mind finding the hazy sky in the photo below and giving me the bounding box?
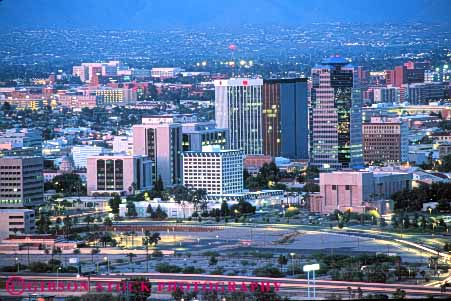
[0,0,450,29]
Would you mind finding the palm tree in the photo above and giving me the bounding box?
[126,253,136,263]
[142,232,161,272]
[103,217,113,231]
[84,215,95,231]
[91,248,100,264]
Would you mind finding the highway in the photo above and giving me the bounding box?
[1,273,449,298]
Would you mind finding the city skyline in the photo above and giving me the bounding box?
[0,1,450,300]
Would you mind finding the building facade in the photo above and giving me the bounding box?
[87,154,152,196]
[309,56,363,170]
[310,171,412,214]
[215,78,263,155]
[181,121,228,152]
[0,156,44,208]
[0,209,36,239]
[363,117,409,163]
[72,145,106,169]
[262,78,308,159]
[0,128,42,156]
[182,145,244,195]
[133,118,183,187]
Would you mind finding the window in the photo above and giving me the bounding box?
[332,185,337,190]
[345,185,350,190]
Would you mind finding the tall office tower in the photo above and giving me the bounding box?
[72,145,107,169]
[181,121,228,152]
[182,145,244,195]
[309,56,363,170]
[214,78,263,155]
[0,156,44,208]
[87,154,152,196]
[363,117,409,164]
[262,78,308,159]
[133,117,182,187]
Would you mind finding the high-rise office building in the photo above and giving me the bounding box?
[214,78,263,155]
[0,156,44,208]
[72,145,107,169]
[181,121,228,152]
[182,145,244,195]
[262,78,308,159]
[362,117,409,164]
[133,117,183,187]
[87,154,152,196]
[309,56,363,170]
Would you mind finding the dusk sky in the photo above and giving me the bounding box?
[0,0,450,29]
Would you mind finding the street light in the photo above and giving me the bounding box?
[104,256,109,274]
[303,263,320,300]
[290,253,295,276]
[15,257,19,273]
[56,266,62,295]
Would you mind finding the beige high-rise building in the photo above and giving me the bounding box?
[133,116,183,187]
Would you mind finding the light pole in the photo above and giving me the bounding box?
[56,266,62,295]
[104,256,109,274]
[15,257,19,273]
[303,263,320,300]
[290,253,295,276]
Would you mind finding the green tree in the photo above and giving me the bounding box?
[108,195,122,214]
[393,288,406,299]
[220,200,230,217]
[142,232,161,272]
[209,256,218,266]
[437,154,451,172]
[153,205,167,220]
[103,217,113,230]
[36,213,51,233]
[154,175,164,192]
[126,201,137,217]
[46,173,85,195]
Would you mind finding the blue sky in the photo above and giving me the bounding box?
[0,0,450,29]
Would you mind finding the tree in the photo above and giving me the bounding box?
[108,195,122,214]
[154,175,164,192]
[277,255,288,271]
[91,248,100,264]
[142,232,161,272]
[36,213,51,234]
[126,201,137,217]
[153,205,167,220]
[230,200,256,216]
[437,154,451,172]
[146,204,154,217]
[62,215,73,238]
[393,288,406,299]
[45,173,85,195]
[220,200,230,217]
[84,215,95,230]
[127,253,136,263]
[209,256,218,266]
[103,217,113,230]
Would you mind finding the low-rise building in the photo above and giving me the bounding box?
[309,170,412,214]
[87,153,152,196]
[0,209,35,239]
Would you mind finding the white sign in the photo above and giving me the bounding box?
[303,263,320,272]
